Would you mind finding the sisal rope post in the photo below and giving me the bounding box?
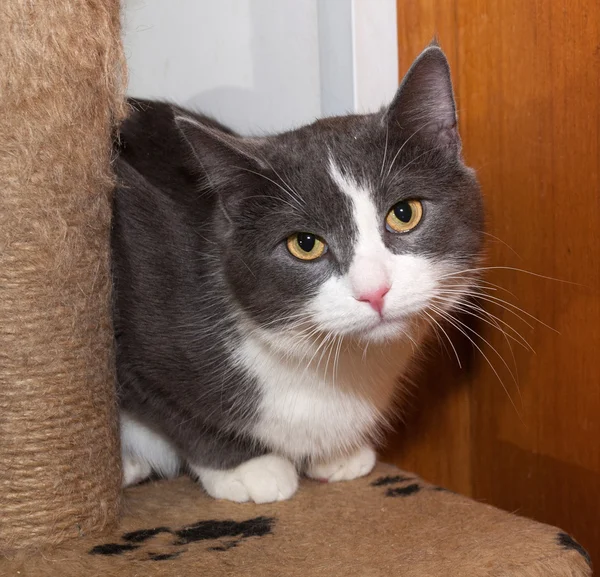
[0,0,127,553]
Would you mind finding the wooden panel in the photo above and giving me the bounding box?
[383,332,475,495]
[387,0,600,564]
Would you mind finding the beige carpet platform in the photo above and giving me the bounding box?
[2,463,591,577]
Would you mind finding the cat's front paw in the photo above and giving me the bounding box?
[306,446,377,482]
[192,454,298,504]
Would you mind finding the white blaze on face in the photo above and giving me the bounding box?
[328,160,391,303]
[307,158,442,342]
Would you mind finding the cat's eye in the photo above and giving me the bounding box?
[287,232,326,261]
[385,200,423,233]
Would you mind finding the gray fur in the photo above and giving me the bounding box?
[112,45,484,471]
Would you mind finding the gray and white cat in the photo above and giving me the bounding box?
[112,44,484,503]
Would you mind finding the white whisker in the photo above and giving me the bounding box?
[384,119,440,181]
[433,295,535,353]
[422,309,462,368]
[429,304,523,420]
[479,231,522,259]
[434,288,540,330]
[379,124,389,180]
[439,265,582,287]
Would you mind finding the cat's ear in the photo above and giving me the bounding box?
[175,114,268,188]
[384,43,460,152]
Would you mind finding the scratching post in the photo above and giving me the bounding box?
[0,0,126,553]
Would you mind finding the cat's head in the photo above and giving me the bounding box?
[176,44,484,347]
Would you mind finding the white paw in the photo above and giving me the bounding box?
[192,454,299,504]
[122,455,152,487]
[306,446,377,482]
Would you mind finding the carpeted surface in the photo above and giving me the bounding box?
[1,463,591,576]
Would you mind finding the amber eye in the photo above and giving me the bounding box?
[286,232,326,261]
[385,200,423,233]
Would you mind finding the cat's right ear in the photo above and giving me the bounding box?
[383,43,460,154]
[174,114,268,189]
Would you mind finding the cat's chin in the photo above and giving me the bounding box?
[358,317,416,344]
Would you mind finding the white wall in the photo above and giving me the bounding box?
[121,0,397,135]
[351,0,399,114]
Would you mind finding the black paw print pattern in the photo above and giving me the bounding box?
[370,475,591,570]
[370,474,448,497]
[557,532,592,569]
[89,516,274,562]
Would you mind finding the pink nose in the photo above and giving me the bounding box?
[356,285,390,315]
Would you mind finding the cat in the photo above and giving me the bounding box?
[112,43,484,503]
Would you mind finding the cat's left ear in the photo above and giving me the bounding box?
[175,114,268,189]
[384,43,460,153]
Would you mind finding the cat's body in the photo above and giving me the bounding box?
[112,45,484,502]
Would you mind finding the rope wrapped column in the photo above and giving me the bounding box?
[0,0,127,553]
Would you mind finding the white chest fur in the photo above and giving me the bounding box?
[235,331,416,463]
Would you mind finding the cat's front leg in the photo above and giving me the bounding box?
[306,446,377,483]
[190,454,299,504]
